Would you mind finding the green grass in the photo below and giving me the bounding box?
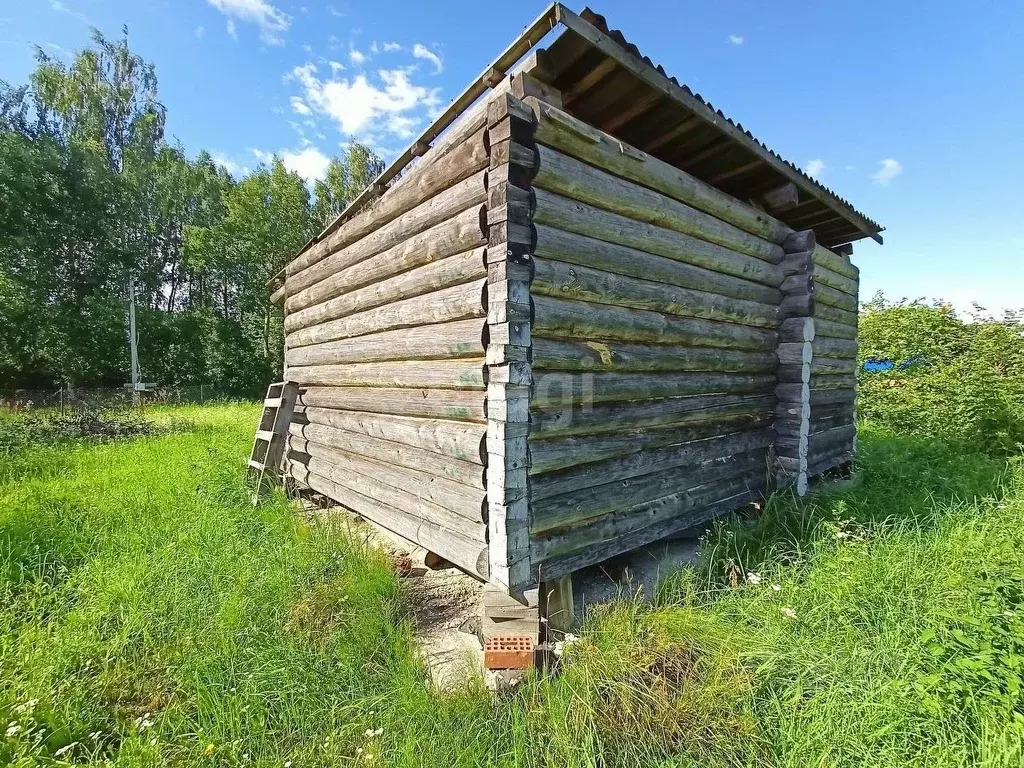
[1,406,1022,766]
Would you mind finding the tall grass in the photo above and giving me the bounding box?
[1,406,1022,766]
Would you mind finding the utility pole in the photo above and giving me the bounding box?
[128,280,141,406]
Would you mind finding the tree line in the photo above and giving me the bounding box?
[0,29,382,397]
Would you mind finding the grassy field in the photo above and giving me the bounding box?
[1,404,1022,767]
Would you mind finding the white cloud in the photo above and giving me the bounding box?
[206,0,291,45]
[728,34,744,45]
[805,158,826,177]
[226,19,238,40]
[289,62,441,138]
[212,152,246,177]
[51,1,91,23]
[412,43,443,72]
[329,60,344,73]
[370,42,379,54]
[349,48,367,65]
[382,41,401,52]
[195,25,206,38]
[302,43,312,53]
[328,5,345,17]
[253,146,332,182]
[290,96,312,115]
[872,158,903,185]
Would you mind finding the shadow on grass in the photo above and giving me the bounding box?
[703,422,1013,577]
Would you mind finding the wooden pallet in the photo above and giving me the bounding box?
[247,381,298,499]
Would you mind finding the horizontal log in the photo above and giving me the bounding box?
[778,341,813,365]
[533,188,786,287]
[814,282,859,313]
[813,357,857,375]
[286,318,486,367]
[288,126,489,276]
[532,294,778,352]
[810,401,856,421]
[287,171,488,300]
[289,421,485,488]
[531,370,776,408]
[533,143,783,263]
[299,406,486,464]
[287,203,487,313]
[775,400,810,420]
[532,257,780,329]
[813,263,859,296]
[285,247,486,333]
[532,337,777,374]
[780,274,812,296]
[298,386,486,423]
[529,411,773,474]
[780,293,814,319]
[527,98,791,245]
[532,450,767,534]
[287,279,486,348]
[814,318,857,340]
[807,413,854,435]
[811,372,856,389]
[530,394,775,438]
[530,428,775,501]
[814,301,859,327]
[814,337,858,359]
[534,486,763,581]
[773,417,809,440]
[534,223,782,306]
[291,463,488,579]
[778,316,815,343]
[811,388,856,407]
[812,244,859,281]
[807,449,853,477]
[809,424,857,451]
[288,359,485,391]
[777,363,810,383]
[292,437,484,521]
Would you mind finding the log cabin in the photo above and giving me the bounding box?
[269,4,882,618]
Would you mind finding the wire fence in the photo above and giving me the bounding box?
[0,385,237,414]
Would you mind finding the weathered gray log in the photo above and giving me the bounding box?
[813,337,858,359]
[287,203,487,312]
[780,251,814,276]
[532,257,780,329]
[807,448,854,477]
[780,274,813,296]
[298,386,486,423]
[814,301,859,326]
[529,411,773,474]
[534,224,782,306]
[531,370,776,408]
[807,388,856,407]
[533,189,786,287]
[532,294,778,351]
[287,279,486,348]
[532,450,766,534]
[812,357,857,375]
[809,424,857,451]
[758,183,799,213]
[810,401,856,422]
[288,359,485,391]
[807,413,854,435]
[532,337,777,374]
[776,400,810,420]
[777,363,810,383]
[530,394,775,438]
[287,125,489,276]
[774,417,810,440]
[301,406,486,464]
[813,263,859,296]
[778,341,813,365]
[814,282,859,313]
[530,428,774,500]
[526,97,791,245]
[292,436,484,521]
[812,244,859,280]
[285,247,486,333]
[814,318,857,340]
[533,484,763,580]
[291,463,488,579]
[286,318,485,367]
[780,294,814,319]
[289,420,485,488]
[778,316,815,343]
[533,143,784,263]
[810,372,856,389]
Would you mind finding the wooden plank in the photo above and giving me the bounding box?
[532,294,777,352]
[300,406,486,464]
[285,318,485,367]
[534,223,781,305]
[287,279,486,349]
[298,386,486,423]
[287,359,485,391]
[533,143,784,263]
[289,421,485,488]
[533,189,786,288]
[532,370,776,408]
[532,257,780,329]
[527,96,791,245]
[532,337,777,374]
[285,247,487,333]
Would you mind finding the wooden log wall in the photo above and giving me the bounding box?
[520,92,786,582]
[280,92,499,581]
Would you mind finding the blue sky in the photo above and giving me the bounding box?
[2,0,1023,314]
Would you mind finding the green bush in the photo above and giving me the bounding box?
[857,294,1024,452]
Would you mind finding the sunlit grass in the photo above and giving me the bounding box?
[1,406,1021,766]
